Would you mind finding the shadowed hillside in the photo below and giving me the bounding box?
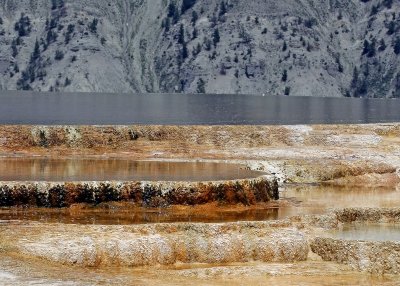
[0,0,399,97]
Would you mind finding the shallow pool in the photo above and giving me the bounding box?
[330,223,400,242]
[0,158,264,182]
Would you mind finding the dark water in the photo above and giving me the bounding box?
[0,158,263,182]
[0,90,400,125]
[0,206,281,225]
[330,223,400,242]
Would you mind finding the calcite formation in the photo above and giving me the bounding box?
[310,208,400,274]
[311,238,400,274]
[5,221,308,267]
[0,176,278,208]
[334,208,400,223]
[1,207,400,275]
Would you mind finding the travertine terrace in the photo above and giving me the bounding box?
[1,123,400,285]
[0,123,399,184]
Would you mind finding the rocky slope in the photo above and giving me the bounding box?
[0,0,399,97]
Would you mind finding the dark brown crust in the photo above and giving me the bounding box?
[0,177,278,208]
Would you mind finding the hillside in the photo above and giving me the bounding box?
[0,0,399,97]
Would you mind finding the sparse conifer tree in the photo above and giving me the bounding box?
[281,69,288,82]
[31,39,40,63]
[178,24,185,44]
[196,78,206,93]
[213,28,220,47]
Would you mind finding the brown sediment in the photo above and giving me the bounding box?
[0,176,278,208]
[0,124,398,153]
[0,253,397,286]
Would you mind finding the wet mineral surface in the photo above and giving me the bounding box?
[0,159,264,182]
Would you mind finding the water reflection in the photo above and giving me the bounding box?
[330,223,400,241]
[0,205,280,225]
[1,184,399,225]
[0,159,263,181]
[281,184,400,210]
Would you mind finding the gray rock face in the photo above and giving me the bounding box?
[0,0,400,97]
